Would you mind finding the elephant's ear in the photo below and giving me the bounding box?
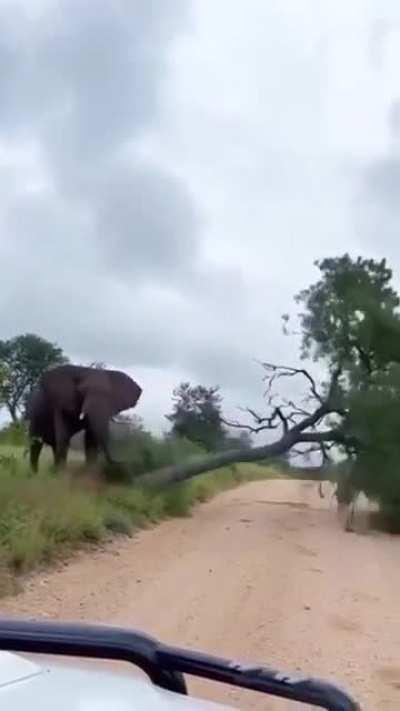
[78,370,142,416]
[108,370,142,414]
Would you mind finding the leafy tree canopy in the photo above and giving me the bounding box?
[166,382,226,451]
[0,333,68,421]
[293,254,400,515]
[295,254,400,378]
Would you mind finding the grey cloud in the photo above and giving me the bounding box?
[0,0,196,253]
[363,156,400,208]
[0,0,205,304]
[367,16,400,69]
[388,99,400,142]
[0,257,256,396]
[356,146,400,262]
[5,0,400,435]
[92,159,201,278]
[0,1,186,145]
[1,158,202,284]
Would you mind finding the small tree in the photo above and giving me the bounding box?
[166,382,227,451]
[0,333,68,421]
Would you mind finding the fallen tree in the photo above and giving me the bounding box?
[136,363,350,488]
[134,255,400,536]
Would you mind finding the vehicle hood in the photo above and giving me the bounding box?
[0,651,234,710]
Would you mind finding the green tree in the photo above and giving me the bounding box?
[295,254,400,377]
[345,365,400,510]
[0,333,68,421]
[166,382,226,451]
[294,254,400,518]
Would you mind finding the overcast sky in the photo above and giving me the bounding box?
[1,0,400,433]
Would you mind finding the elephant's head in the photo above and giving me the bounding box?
[41,364,142,415]
[77,368,142,419]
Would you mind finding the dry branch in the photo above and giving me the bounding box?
[135,428,341,487]
[135,365,348,488]
[260,361,325,404]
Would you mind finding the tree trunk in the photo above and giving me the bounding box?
[7,402,18,423]
[135,432,327,488]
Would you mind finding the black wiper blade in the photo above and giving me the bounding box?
[0,618,360,710]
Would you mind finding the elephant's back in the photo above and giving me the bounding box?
[41,364,91,385]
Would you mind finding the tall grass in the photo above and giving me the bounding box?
[0,442,280,597]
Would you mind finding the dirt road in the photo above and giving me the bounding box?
[2,479,400,709]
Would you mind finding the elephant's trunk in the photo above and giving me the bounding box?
[82,396,113,463]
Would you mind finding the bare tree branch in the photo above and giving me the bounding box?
[221,418,272,435]
[223,405,290,435]
[260,361,325,404]
[275,406,289,433]
[136,423,350,488]
[282,399,313,418]
[134,363,349,488]
[224,366,342,440]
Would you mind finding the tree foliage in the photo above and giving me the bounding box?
[0,333,68,421]
[294,254,400,515]
[166,382,226,451]
[295,255,400,377]
[345,365,400,508]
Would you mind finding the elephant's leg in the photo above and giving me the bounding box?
[54,443,69,469]
[53,410,71,470]
[30,438,43,473]
[84,427,99,466]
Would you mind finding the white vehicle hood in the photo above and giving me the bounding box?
[0,651,235,710]
[0,652,43,688]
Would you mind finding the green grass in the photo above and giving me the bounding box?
[0,447,280,597]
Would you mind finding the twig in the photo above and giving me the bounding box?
[260,361,324,404]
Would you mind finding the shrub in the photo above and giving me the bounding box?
[0,421,28,447]
[111,432,204,479]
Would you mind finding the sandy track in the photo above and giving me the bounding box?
[2,479,400,709]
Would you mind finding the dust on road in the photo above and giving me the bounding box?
[2,479,400,709]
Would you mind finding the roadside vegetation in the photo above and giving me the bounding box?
[0,431,281,597]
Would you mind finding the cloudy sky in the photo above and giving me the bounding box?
[1,0,400,432]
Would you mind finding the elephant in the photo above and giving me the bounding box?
[26,364,142,472]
